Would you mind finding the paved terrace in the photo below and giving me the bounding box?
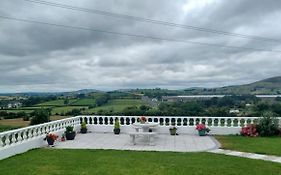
[54,132,219,152]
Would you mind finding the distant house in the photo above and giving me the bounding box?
[7,102,22,109]
[162,95,225,102]
[245,103,252,107]
[229,109,239,113]
[151,98,158,102]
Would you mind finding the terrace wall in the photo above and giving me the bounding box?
[0,116,280,160]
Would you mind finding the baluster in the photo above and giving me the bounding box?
[250,118,254,124]
[11,133,17,145]
[217,118,221,127]
[22,129,28,140]
[30,128,34,138]
[212,118,215,126]
[2,134,8,146]
[17,131,23,142]
[0,134,4,147]
[238,118,241,127]
[27,130,32,139]
[187,118,190,126]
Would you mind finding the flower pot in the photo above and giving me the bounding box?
[46,137,54,146]
[65,132,76,140]
[80,128,87,134]
[169,128,177,135]
[114,128,120,134]
[198,130,206,136]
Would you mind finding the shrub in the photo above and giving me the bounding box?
[114,119,120,129]
[30,108,51,125]
[256,112,279,137]
[23,115,30,121]
[240,124,258,137]
[65,126,74,133]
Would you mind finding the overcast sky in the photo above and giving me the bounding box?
[0,0,281,92]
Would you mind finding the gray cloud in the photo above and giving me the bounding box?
[0,0,281,92]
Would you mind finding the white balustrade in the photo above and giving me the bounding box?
[0,115,280,160]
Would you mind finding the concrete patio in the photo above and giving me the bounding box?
[54,132,220,152]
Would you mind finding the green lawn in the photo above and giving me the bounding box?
[216,135,281,156]
[87,99,145,113]
[0,149,280,175]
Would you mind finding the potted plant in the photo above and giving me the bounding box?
[65,126,76,140]
[44,133,58,146]
[195,124,210,136]
[80,121,87,134]
[114,118,120,134]
[139,116,147,124]
[169,126,177,135]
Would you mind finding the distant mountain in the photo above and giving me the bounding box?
[1,76,280,97]
[0,89,102,97]
[190,76,281,95]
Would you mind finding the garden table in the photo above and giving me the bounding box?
[132,122,159,132]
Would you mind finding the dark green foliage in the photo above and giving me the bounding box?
[22,96,57,106]
[63,99,69,105]
[256,102,270,111]
[30,108,51,125]
[95,94,110,106]
[22,115,30,121]
[65,126,74,133]
[256,112,279,136]
[65,108,81,116]
[0,111,28,119]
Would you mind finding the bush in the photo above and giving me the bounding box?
[30,108,51,125]
[23,115,30,121]
[240,124,258,137]
[65,126,74,133]
[256,112,279,137]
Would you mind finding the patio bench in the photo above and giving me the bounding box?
[129,132,156,146]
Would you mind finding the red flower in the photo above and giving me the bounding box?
[240,124,258,137]
[44,133,59,141]
[139,116,147,123]
[196,124,206,131]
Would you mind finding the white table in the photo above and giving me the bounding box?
[130,122,159,145]
[132,122,159,132]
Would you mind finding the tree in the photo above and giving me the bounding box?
[64,99,69,105]
[257,112,279,136]
[30,108,51,125]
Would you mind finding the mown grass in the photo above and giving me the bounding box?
[216,135,281,156]
[0,149,280,175]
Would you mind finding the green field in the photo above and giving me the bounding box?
[87,99,145,113]
[216,135,281,156]
[70,98,96,106]
[0,149,280,175]
[36,99,76,106]
[51,106,87,115]
[0,124,20,132]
